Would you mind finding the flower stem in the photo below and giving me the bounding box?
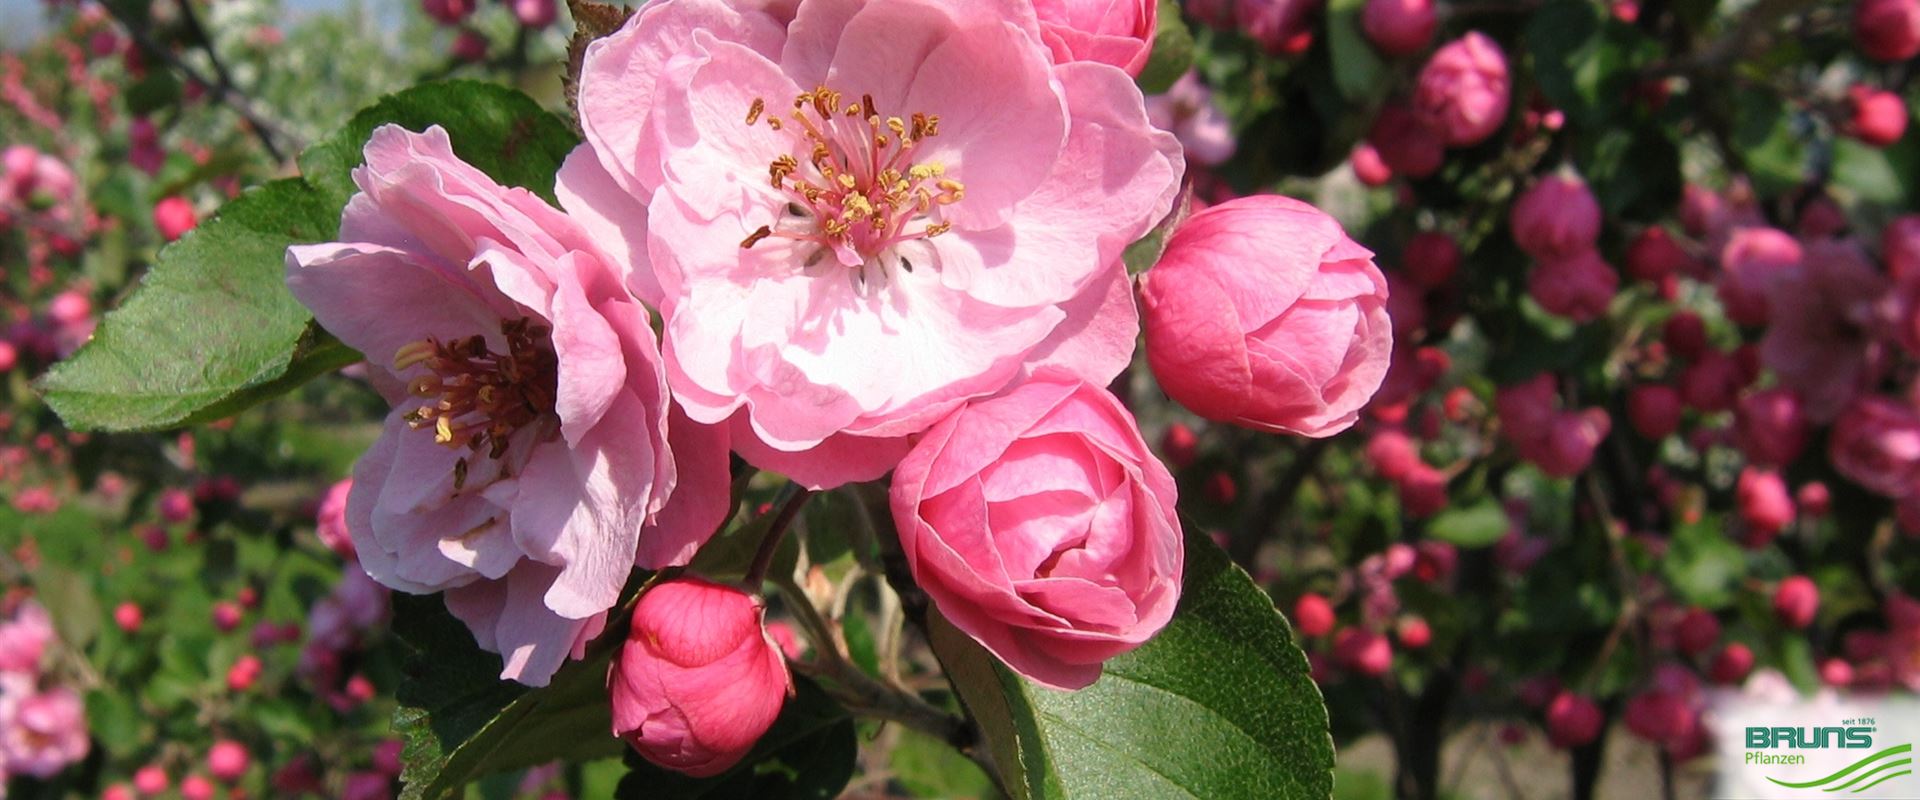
[744,486,811,587]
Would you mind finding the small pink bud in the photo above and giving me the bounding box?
[114,602,142,633]
[1709,643,1755,685]
[373,739,405,776]
[611,578,790,778]
[1627,384,1682,441]
[1368,105,1444,179]
[212,601,243,633]
[420,0,474,24]
[1545,691,1603,748]
[1733,388,1807,468]
[1528,250,1617,323]
[1512,175,1601,260]
[1361,0,1437,56]
[1625,227,1696,282]
[1848,86,1908,147]
[133,765,169,796]
[206,740,249,783]
[1403,232,1461,289]
[1397,463,1447,518]
[103,784,135,800]
[1820,657,1855,687]
[1205,471,1237,505]
[1366,429,1419,481]
[1333,628,1393,676]
[1773,576,1820,629]
[1736,467,1795,542]
[178,776,214,800]
[1350,143,1393,186]
[1663,311,1708,361]
[226,654,262,692]
[1624,689,1697,744]
[1796,482,1831,517]
[1413,32,1511,148]
[451,30,488,62]
[1293,593,1335,637]
[158,488,194,524]
[153,196,197,242]
[1159,423,1198,470]
[1673,607,1720,656]
[510,0,557,27]
[1395,615,1432,649]
[1855,0,1920,61]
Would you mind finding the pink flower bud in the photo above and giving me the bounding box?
[227,654,262,692]
[1627,384,1682,441]
[104,784,135,800]
[1848,86,1908,147]
[157,488,193,523]
[1624,689,1697,744]
[1141,195,1393,437]
[1773,575,1820,629]
[1351,143,1393,186]
[1678,350,1742,414]
[212,601,243,633]
[1527,250,1617,323]
[1403,231,1461,289]
[1829,396,1920,497]
[1733,388,1808,468]
[315,478,354,559]
[1884,215,1920,280]
[1238,0,1316,55]
[1368,105,1445,179]
[178,776,214,800]
[1821,657,1855,687]
[207,740,249,783]
[1413,32,1511,147]
[509,0,556,27]
[373,738,405,776]
[1362,0,1437,56]
[1333,628,1393,676]
[1366,429,1420,481]
[1673,607,1720,656]
[1626,227,1696,282]
[1736,467,1795,541]
[1855,0,1920,61]
[1663,311,1708,361]
[1797,481,1831,516]
[420,0,474,24]
[114,602,142,633]
[133,765,168,796]
[611,578,790,777]
[1512,175,1601,260]
[451,30,488,62]
[1709,643,1755,685]
[1545,691,1603,748]
[1159,423,1199,470]
[1717,227,1802,327]
[1294,593,1335,637]
[1035,0,1157,75]
[153,196,197,243]
[1395,615,1432,649]
[1397,463,1447,517]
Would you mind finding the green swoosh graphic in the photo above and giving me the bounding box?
[1852,770,1911,793]
[1828,759,1912,792]
[1767,745,1913,789]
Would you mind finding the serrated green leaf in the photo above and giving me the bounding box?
[935,530,1334,799]
[1425,501,1509,548]
[38,179,359,432]
[391,594,624,800]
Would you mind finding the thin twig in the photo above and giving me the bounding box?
[102,2,300,162]
[744,487,811,587]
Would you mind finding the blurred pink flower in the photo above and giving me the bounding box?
[1413,32,1510,147]
[1146,71,1237,166]
[0,685,89,778]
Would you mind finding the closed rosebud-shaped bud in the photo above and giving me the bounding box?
[1628,384,1683,441]
[1797,482,1832,516]
[1395,615,1432,649]
[892,379,1183,689]
[509,0,556,27]
[1718,227,1803,327]
[1397,462,1448,517]
[1679,350,1742,413]
[1774,576,1820,630]
[1734,388,1808,468]
[1142,195,1393,437]
[1533,409,1610,478]
[1709,643,1756,685]
[1351,143,1393,186]
[1528,250,1617,323]
[153,196,197,242]
[1545,691,1603,748]
[1736,467,1795,541]
[1294,593,1335,637]
[611,578,790,777]
[1829,396,1920,497]
[1333,628,1393,676]
[420,0,473,25]
[1626,227,1696,282]
[1413,32,1511,147]
[1624,689,1697,743]
[1160,422,1199,469]
[1512,175,1601,260]
[1664,311,1709,361]
[1855,0,1920,61]
[1848,86,1908,148]
[1403,232,1461,289]
[206,740,249,783]
[1366,429,1419,480]
[1237,0,1317,55]
[1368,105,1445,179]
[1035,0,1157,76]
[1362,0,1436,56]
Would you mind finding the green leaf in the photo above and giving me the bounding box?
[613,677,856,800]
[298,80,580,211]
[1325,0,1386,102]
[1661,516,1745,609]
[892,728,997,800]
[390,594,625,800]
[1135,0,1194,95]
[38,179,359,432]
[1425,501,1510,548]
[935,530,1334,800]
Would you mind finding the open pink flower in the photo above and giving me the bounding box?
[286,125,730,686]
[0,600,52,676]
[561,0,1182,489]
[0,685,89,778]
[1034,0,1157,76]
[1830,395,1920,498]
[890,377,1183,689]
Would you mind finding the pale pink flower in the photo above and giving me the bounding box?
[1146,71,1237,167]
[562,0,1182,489]
[315,478,354,559]
[286,125,730,686]
[0,600,52,675]
[0,686,89,778]
[890,377,1183,689]
[1034,0,1157,76]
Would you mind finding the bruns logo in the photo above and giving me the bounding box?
[1746,726,1876,749]
[1741,718,1912,794]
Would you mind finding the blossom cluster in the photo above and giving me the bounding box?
[0,599,89,785]
[288,0,1390,776]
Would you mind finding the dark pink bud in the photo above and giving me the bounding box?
[1361,0,1437,56]
[113,602,142,633]
[133,765,168,796]
[1733,388,1808,468]
[1367,429,1419,480]
[1625,227,1696,282]
[1627,384,1682,441]
[1773,576,1820,630]
[1512,175,1601,260]
[1333,628,1393,676]
[1403,232,1461,289]
[1545,691,1603,748]
[1709,643,1755,685]
[1848,86,1908,147]
[1159,423,1198,470]
[206,740,249,783]
[1736,467,1795,541]
[1351,143,1393,186]
[1528,250,1617,323]
[1673,607,1720,656]
[152,196,197,243]
[1293,593,1335,637]
[1855,0,1920,61]
[1395,615,1432,649]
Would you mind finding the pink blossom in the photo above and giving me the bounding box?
[1367,104,1444,179]
[206,740,248,783]
[1333,628,1392,676]
[1527,249,1617,323]
[610,578,790,777]
[286,125,730,686]
[510,0,557,27]
[1717,227,1803,327]
[153,196,197,242]
[1034,0,1157,76]
[890,378,1183,689]
[1849,86,1909,147]
[1413,32,1510,147]
[564,0,1182,489]
[1829,395,1920,497]
[0,600,52,675]
[1294,593,1334,637]
[1145,71,1237,167]
[1732,388,1808,467]
[1856,0,1920,61]
[1362,0,1436,57]
[0,686,89,778]
[1237,0,1319,54]
[1625,226,1698,282]
[1736,467,1795,541]
[1511,174,1600,260]
[1141,195,1393,437]
[315,478,354,559]
[1774,575,1819,629]
[1545,691,1602,748]
[1627,383,1681,440]
[179,775,216,800]
[1884,215,1920,280]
